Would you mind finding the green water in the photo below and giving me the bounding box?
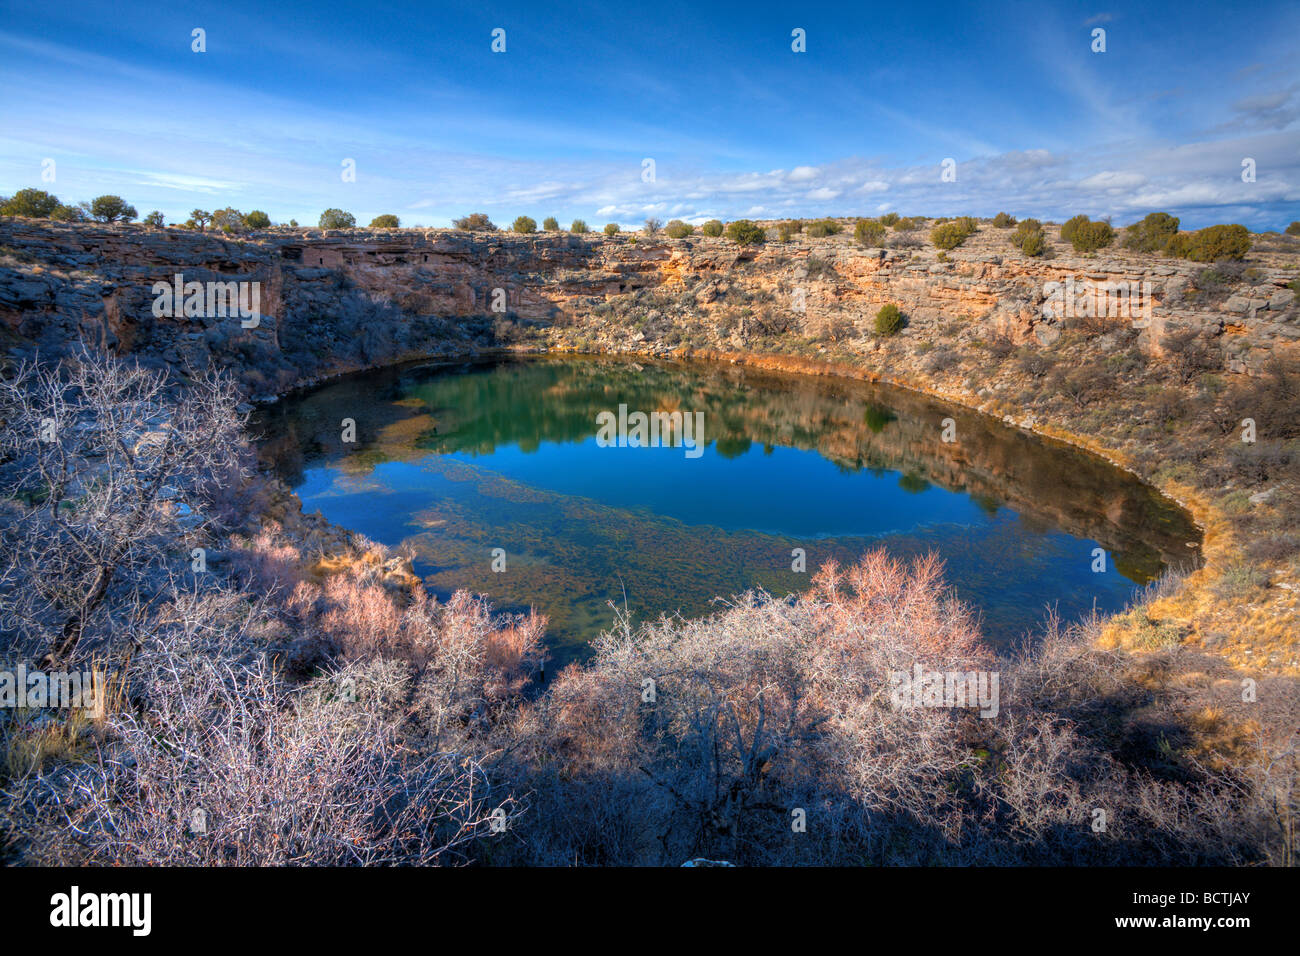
[255,355,1200,664]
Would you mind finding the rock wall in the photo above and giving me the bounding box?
[1,219,1296,397]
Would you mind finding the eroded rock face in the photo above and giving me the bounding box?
[1,220,1296,392]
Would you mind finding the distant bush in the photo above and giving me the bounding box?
[512,216,537,234]
[874,303,904,336]
[644,217,663,236]
[245,210,272,229]
[604,222,620,236]
[142,210,165,227]
[776,219,802,241]
[702,219,724,237]
[52,203,89,223]
[319,208,356,229]
[665,219,694,238]
[930,220,974,250]
[1068,218,1115,253]
[992,212,1016,228]
[724,219,766,245]
[543,216,559,231]
[1010,218,1047,256]
[893,216,920,232]
[805,218,842,238]
[89,195,137,223]
[570,219,589,234]
[879,212,900,227]
[453,213,496,232]
[854,218,886,246]
[1166,224,1252,262]
[1059,215,1091,245]
[1287,221,1300,236]
[0,188,61,218]
[1122,212,1179,252]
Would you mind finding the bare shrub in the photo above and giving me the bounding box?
[0,348,246,664]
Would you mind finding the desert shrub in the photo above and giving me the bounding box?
[992,212,1017,228]
[367,214,399,229]
[930,221,972,250]
[543,216,559,231]
[1018,349,1054,378]
[1286,221,1300,236]
[776,220,803,241]
[1123,212,1179,252]
[51,203,89,222]
[1010,218,1048,257]
[454,213,496,232]
[893,216,921,231]
[1161,328,1220,384]
[854,219,886,246]
[879,212,900,227]
[643,217,662,236]
[1167,224,1252,262]
[570,219,589,234]
[1213,563,1268,601]
[1064,217,1115,252]
[512,216,537,234]
[725,219,766,245]
[702,219,724,237]
[805,219,842,238]
[0,349,246,664]
[603,222,620,236]
[242,210,271,229]
[923,345,960,373]
[665,219,694,239]
[874,303,904,336]
[984,334,1017,360]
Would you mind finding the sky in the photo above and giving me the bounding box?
[1,0,1298,231]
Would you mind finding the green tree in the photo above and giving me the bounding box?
[1287,221,1300,236]
[51,203,90,223]
[604,222,620,236]
[665,219,694,238]
[0,188,61,218]
[89,195,137,223]
[368,214,400,228]
[512,216,537,234]
[570,219,589,233]
[1167,224,1252,262]
[724,219,766,245]
[702,219,724,237]
[319,208,357,229]
[211,207,247,233]
[874,304,904,336]
[1010,218,1048,257]
[1122,212,1179,252]
[453,213,496,231]
[142,211,165,227]
[187,209,212,231]
[244,210,272,229]
[543,216,559,231]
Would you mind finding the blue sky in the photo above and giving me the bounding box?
[2,0,1298,229]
